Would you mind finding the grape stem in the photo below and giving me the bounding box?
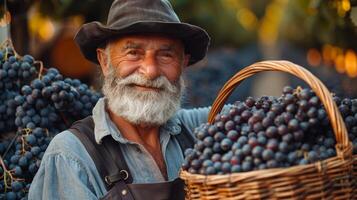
[0,156,4,178]
[0,155,15,190]
[35,60,47,79]
[22,128,32,136]
[294,86,302,95]
[0,38,20,58]
[1,131,20,158]
[44,128,50,137]
[21,136,27,154]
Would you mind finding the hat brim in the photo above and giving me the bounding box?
[74,21,210,66]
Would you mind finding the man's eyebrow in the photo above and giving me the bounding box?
[122,42,142,50]
[159,44,176,51]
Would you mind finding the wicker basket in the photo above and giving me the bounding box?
[180,60,355,199]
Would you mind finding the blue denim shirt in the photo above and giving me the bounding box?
[28,98,210,200]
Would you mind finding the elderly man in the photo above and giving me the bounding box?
[29,0,210,199]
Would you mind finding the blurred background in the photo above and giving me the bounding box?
[0,0,356,108]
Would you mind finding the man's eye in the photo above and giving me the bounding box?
[162,53,172,58]
[159,53,174,60]
[128,50,138,56]
[126,50,141,60]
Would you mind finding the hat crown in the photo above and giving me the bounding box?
[74,0,210,66]
[107,0,180,27]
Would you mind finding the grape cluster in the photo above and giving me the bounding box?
[0,128,48,200]
[0,47,102,199]
[334,96,357,153]
[0,48,37,92]
[0,48,37,134]
[0,91,18,133]
[14,68,101,134]
[182,86,357,175]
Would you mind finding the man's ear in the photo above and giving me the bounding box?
[96,48,109,76]
[183,54,191,68]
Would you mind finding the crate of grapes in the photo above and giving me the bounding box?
[180,60,356,199]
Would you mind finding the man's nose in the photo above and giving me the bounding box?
[139,53,161,80]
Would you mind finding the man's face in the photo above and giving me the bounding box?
[101,34,188,83]
[97,34,190,126]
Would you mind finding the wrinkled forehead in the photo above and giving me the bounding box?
[107,33,185,51]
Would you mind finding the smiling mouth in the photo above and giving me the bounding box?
[130,84,161,91]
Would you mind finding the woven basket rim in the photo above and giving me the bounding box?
[180,154,353,184]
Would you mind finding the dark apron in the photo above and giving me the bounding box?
[100,178,185,200]
[69,116,194,200]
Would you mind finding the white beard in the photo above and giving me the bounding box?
[102,67,185,126]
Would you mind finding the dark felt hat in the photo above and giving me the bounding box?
[74,0,210,66]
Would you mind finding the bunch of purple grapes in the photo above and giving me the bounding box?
[14,68,101,134]
[0,48,37,134]
[182,86,357,175]
[0,47,102,199]
[0,128,49,200]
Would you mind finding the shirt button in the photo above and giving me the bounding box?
[121,189,127,196]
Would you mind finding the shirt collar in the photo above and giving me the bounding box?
[92,98,182,144]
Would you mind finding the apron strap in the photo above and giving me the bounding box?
[69,117,111,185]
[69,116,133,187]
[101,135,133,184]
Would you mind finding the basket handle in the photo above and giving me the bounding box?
[208,60,351,153]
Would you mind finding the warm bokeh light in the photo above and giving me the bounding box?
[236,8,258,31]
[259,0,287,46]
[29,13,55,41]
[332,46,342,60]
[71,16,85,27]
[335,53,346,73]
[307,48,322,67]
[342,0,351,11]
[312,43,357,78]
[322,44,333,65]
[337,0,351,17]
[39,21,55,41]
[345,50,357,78]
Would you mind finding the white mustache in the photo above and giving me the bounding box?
[114,73,179,94]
